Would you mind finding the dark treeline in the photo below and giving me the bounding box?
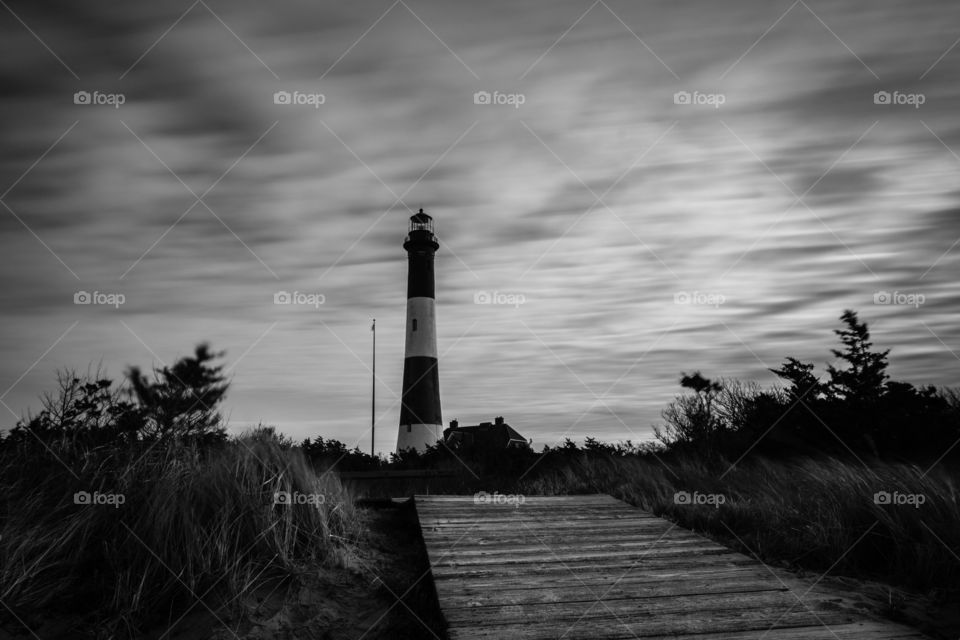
[655,309,959,461]
[303,310,960,475]
[4,309,956,473]
[0,343,230,457]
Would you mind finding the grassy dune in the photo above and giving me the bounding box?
[0,432,362,637]
[518,453,960,593]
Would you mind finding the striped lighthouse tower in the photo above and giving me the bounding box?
[397,209,443,452]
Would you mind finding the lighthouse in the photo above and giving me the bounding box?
[397,209,443,452]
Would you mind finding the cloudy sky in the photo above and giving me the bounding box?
[1,0,958,453]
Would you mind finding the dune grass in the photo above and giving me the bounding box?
[3,425,957,637]
[517,452,960,593]
[0,430,362,637]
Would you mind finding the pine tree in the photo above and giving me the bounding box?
[826,310,889,403]
[770,357,822,401]
[127,343,229,442]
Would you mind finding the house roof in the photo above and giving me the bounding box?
[443,420,527,448]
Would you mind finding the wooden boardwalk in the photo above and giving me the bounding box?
[415,494,928,639]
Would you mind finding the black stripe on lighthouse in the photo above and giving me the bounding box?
[399,357,441,426]
[406,251,435,298]
[397,209,443,452]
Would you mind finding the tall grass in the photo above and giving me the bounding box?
[518,453,960,592]
[0,430,362,637]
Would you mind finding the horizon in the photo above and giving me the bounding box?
[2,0,959,455]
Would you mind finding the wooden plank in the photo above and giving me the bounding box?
[448,620,925,640]
[415,494,621,503]
[416,502,643,511]
[338,469,456,479]
[417,514,664,525]
[420,516,664,525]
[423,527,690,543]
[414,495,929,639]
[425,537,716,556]
[429,545,742,567]
[424,538,723,552]
[419,521,686,536]
[432,565,775,590]
[438,577,788,608]
[445,608,856,639]
[441,589,853,625]
[427,554,762,579]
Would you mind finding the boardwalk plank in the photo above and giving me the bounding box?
[438,578,788,607]
[448,619,924,640]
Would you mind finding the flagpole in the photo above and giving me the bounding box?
[371,318,375,456]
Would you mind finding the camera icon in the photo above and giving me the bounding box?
[873,291,891,305]
[474,291,492,304]
[473,91,491,105]
[74,91,91,105]
[873,91,891,105]
[873,491,891,505]
[474,491,489,504]
[674,491,691,505]
[274,291,292,304]
[673,91,691,105]
[273,91,292,105]
[673,291,691,304]
[273,491,291,505]
[74,291,92,304]
[74,491,91,505]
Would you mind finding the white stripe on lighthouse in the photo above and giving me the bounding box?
[396,424,442,451]
[405,296,437,359]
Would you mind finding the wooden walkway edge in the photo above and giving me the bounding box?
[414,494,929,639]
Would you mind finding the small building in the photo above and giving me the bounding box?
[443,416,528,450]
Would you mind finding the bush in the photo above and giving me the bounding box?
[655,310,960,461]
[3,344,230,455]
[301,436,384,472]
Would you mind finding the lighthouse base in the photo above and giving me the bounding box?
[397,423,443,453]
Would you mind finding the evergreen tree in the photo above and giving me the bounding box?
[826,310,889,402]
[770,357,822,401]
[127,343,229,442]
